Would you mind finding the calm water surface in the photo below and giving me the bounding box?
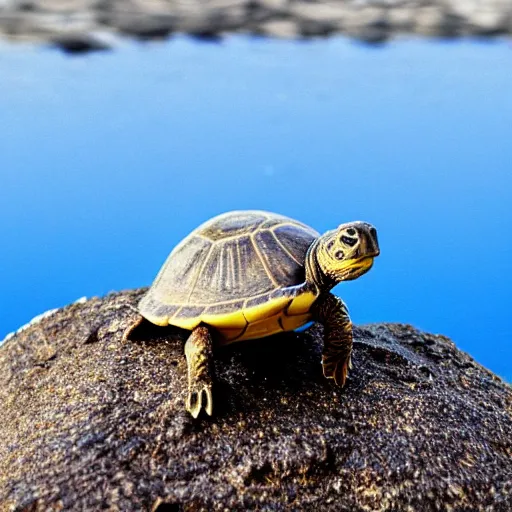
[1,37,511,380]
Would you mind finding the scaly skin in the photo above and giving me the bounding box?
[311,294,352,386]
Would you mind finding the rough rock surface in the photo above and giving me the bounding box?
[0,0,511,52]
[0,289,511,511]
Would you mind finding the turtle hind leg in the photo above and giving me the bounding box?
[184,325,215,418]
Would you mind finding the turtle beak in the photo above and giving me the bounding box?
[364,224,380,258]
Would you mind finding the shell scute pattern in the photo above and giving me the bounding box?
[199,211,267,241]
[272,224,319,264]
[192,236,275,304]
[138,211,320,340]
[152,235,213,305]
[252,230,303,285]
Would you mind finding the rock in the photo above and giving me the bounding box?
[0,0,511,46]
[468,8,510,36]
[291,3,345,37]
[0,289,511,510]
[51,32,112,53]
[255,19,300,38]
[414,6,449,36]
[387,6,415,33]
[344,6,390,43]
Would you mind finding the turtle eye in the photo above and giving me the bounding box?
[335,250,345,260]
[346,227,357,236]
[341,235,357,247]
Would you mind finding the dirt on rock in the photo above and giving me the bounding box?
[0,289,511,511]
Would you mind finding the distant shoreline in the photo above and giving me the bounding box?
[0,0,511,53]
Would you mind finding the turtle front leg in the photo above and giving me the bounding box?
[311,293,353,387]
[184,325,215,418]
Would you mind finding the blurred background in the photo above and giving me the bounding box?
[1,1,511,381]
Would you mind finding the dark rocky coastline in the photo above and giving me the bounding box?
[0,0,511,52]
[0,289,511,510]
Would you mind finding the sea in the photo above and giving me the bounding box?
[1,36,511,381]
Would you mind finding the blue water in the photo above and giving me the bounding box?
[1,37,511,380]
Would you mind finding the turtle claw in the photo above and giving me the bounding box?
[186,385,213,418]
[184,326,215,418]
[334,360,349,387]
[323,356,350,387]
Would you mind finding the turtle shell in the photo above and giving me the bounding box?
[138,210,320,341]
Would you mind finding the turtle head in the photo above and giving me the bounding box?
[310,221,380,288]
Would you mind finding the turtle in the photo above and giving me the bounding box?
[125,210,379,418]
